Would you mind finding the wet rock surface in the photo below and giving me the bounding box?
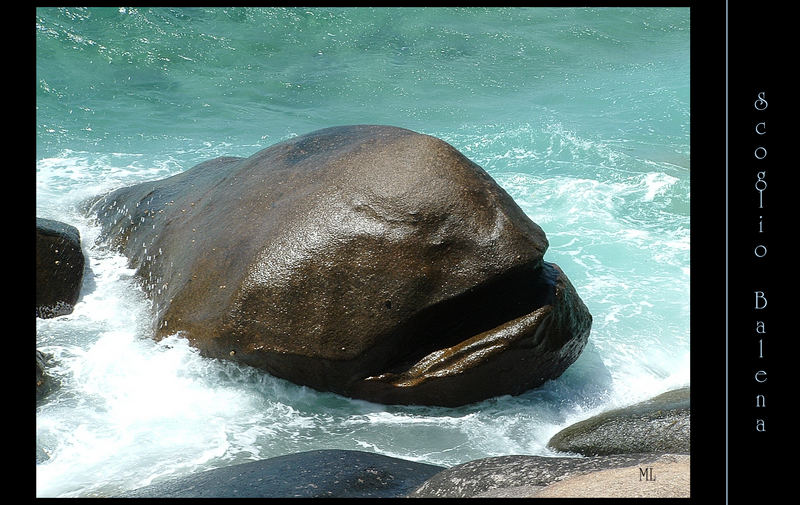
[547,386,690,456]
[36,350,57,403]
[36,218,85,319]
[120,449,445,498]
[89,125,592,406]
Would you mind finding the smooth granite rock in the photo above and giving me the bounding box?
[547,386,690,456]
[120,449,446,498]
[88,125,592,406]
[408,453,671,498]
[36,218,85,318]
[528,454,690,498]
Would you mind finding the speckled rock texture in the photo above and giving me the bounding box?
[88,125,592,406]
[547,386,690,456]
[529,454,690,498]
[407,452,673,498]
[120,449,445,498]
[474,454,690,498]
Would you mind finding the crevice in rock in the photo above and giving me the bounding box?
[376,261,558,376]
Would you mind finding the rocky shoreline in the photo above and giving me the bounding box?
[35,215,689,497]
[37,126,686,498]
[36,217,86,403]
[411,452,689,498]
[114,387,689,498]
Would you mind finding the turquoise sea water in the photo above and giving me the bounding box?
[35,7,690,497]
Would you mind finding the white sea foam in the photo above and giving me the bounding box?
[36,151,184,220]
[37,16,690,491]
[37,145,689,496]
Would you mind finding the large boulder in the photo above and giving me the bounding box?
[121,449,446,498]
[88,125,592,406]
[547,387,690,456]
[36,218,85,318]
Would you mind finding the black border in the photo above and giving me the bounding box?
[726,1,788,504]
[32,2,789,503]
[690,1,727,502]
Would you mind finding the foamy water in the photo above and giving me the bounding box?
[35,131,689,496]
[36,7,689,497]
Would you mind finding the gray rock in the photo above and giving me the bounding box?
[547,387,690,456]
[36,350,57,402]
[120,449,446,498]
[408,453,671,498]
[36,218,85,318]
[474,484,548,498]
[88,125,592,406]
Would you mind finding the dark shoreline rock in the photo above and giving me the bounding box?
[120,449,446,498]
[119,448,690,499]
[547,386,690,456]
[88,124,592,406]
[36,217,85,319]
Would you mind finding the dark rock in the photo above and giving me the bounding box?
[120,449,446,498]
[36,350,57,402]
[89,125,592,406]
[36,218,85,318]
[408,452,673,498]
[547,386,690,456]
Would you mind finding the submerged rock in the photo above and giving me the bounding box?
[36,350,57,402]
[408,452,678,498]
[89,125,592,406]
[547,386,690,456]
[120,449,446,498]
[36,218,85,318]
